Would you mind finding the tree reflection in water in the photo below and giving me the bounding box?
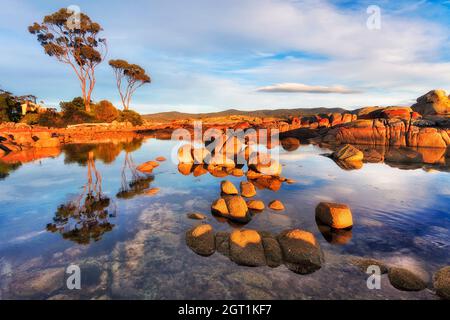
[47,151,116,245]
[116,151,155,199]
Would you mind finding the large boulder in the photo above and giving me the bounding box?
[333,144,364,162]
[229,229,266,267]
[412,90,450,115]
[381,107,413,120]
[388,267,427,292]
[277,229,323,274]
[315,202,353,229]
[433,266,450,300]
[185,224,216,256]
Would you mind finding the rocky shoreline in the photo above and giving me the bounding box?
[1,90,449,166]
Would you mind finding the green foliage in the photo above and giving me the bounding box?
[117,110,143,126]
[60,97,94,124]
[20,113,39,125]
[92,100,119,122]
[0,91,22,123]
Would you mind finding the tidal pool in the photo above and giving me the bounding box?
[0,136,449,299]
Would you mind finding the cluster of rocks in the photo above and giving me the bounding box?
[186,225,324,275]
[176,133,293,191]
[131,156,167,196]
[211,180,285,223]
[328,142,450,171]
[0,130,61,158]
[350,258,450,299]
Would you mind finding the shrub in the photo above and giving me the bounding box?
[36,111,64,128]
[60,97,94,125]
[92,100,119,123]
[117,110,143,126]
[0,92,22,123]
[20,113,40,125]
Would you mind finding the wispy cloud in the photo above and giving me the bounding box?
[257,83,361,94]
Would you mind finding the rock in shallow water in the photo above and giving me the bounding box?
[269,200,285,211]
[388,267,427,292]
[240,181,257,198]
[221,180,238,195]
[185,224,215,256]
[350,257,388,274]
[277,229,323,274]
[433,266,450,300]
[333,144,364,162]
[315,202,353,229]
[247,200,265,211]
[187,212,207,220]
[230,230,266,267]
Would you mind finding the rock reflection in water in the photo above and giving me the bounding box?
[324,143,450,172]
[46,151,116,245]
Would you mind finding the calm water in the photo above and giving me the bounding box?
[0,136,449,299]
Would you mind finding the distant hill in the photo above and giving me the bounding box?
[142,107,348,121]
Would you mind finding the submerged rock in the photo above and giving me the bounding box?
[185,224,215,256]
[155,156,166,162]
[221,180,239,195]
[261,234,283,268]
[350,257,388,274]
[215,231,230,256]
[277,229,323,274]
[240,181,257,198]
[433,266,450,300]
[315,202,353,229]
[269,200,285,211]
[230,229,266,267]
[388,267,427,292]
[187,212,207,220]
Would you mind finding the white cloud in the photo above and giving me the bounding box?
[257,83,361,94]
[1,0,449,112]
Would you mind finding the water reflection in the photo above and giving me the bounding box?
[0,135,448,299]
[46,151,116,245]
[46,138,145,244]
[322,143,450,172]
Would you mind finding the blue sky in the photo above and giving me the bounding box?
[0,0,449,113]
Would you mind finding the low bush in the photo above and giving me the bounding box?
[117,110,143,126]
[92,100,119,123]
